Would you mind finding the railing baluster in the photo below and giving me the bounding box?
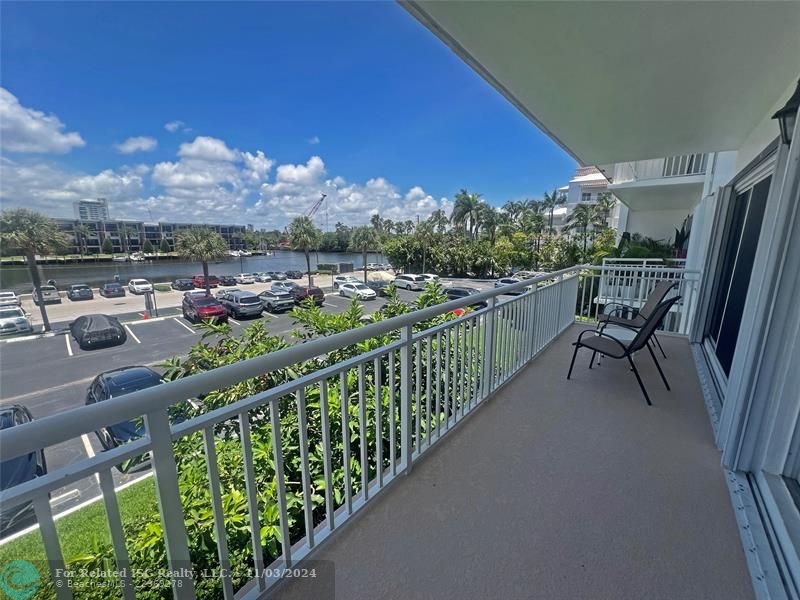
[400,325,413,472]
[415,339,422,448]
[296,389,315,548]
[339,370,353,514]
[269,402,292,567]
[144,408,195,598]
[319,380,335,530]
[374,356,383,488]
[357,363,369,501]
[32,496,72,600]
[425,335,432,444]
[201,428,235,600]
[389,351,397,476]
[459,320,467,418]
[239,411,266,584]
[98,469,136,600]
[472,316,480,405]
[444,324,452,430]
[465,319,474,410]
[435,330,442,437]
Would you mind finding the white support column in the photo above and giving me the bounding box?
[400,324,414,473]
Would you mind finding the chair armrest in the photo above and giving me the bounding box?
[603,302,638,318]
[577,329,629,354]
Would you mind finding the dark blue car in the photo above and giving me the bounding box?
[0,405,47,533]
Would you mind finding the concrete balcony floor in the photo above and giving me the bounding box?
[273,325,753,600]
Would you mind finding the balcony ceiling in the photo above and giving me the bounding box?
[609,176,706,210]
[402,1,800,164]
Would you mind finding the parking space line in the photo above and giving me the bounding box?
[172,318,197,334]
[229,317,241,325]
[64,335,73,357]
[124,325,141,344]
[81,434,102,484]
[50,489,80,506]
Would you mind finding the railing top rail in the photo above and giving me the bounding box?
[0,265,585,461]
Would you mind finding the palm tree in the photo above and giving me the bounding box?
[349,226,381,283]
[594,192,617,228]
[370,213,383,233]
[0,209,71,332]
[427,209,449,234]
[288,216,322,287]
[72,224,91,255]
[451,189,483,239]
[564,204,603,261]
[175,227,229,295]
[542,188,566,233]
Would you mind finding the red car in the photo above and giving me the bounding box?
[192,274,219,289]
[291,285,325,306]
[182,293,227,323]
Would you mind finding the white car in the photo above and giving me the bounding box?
[234,273,256,284]
[393,274,425,291]
[0,291,21,307]
[495,277,521,288]
[333,275,360,289]
[0,307,33,335]
[339,282,377,300]
[128,279,153,294]
[366,263,382,271]
[421,274,440,282]
[253,272,272,282]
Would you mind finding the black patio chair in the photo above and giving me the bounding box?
[567,296,681,406]
[597,279,678,358]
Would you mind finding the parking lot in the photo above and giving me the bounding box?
[0,277,495,535]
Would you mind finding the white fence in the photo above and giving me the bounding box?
[612,153,708,184]
[0,268,581,600]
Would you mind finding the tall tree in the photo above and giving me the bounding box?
[451,189,483,239]
[542,188,566,234]
[0,209,71,332]
[159,238,171,253]
[427,209,449,234]
[72,223,91,255]
[594,192,617,228]
[349,226,382,283]
[175,227,229,295]
[288,216,322,287]
[564,204,603,261]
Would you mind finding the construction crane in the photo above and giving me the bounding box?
[307,193,327,218]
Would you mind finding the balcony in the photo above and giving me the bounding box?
[609,154,708,211]
[0,265,752,599]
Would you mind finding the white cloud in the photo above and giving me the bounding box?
[275,156,325,185]
[164,120,185,133]
[114,136,157,154]
[308,135,320,145]
[178,136,238,161]
[0,87,85,154]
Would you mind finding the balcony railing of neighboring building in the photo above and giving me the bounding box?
[612,153,709,184]
[0,263,700,599]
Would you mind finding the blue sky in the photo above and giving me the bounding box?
[0,1,575,228]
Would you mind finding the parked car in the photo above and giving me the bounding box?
[128,279,153,295]
[192,274,219,289]
[0,404,46,533]
[32,285,61,305]
[495,277,521,288]
[70,314,127,350]
[99,282,126,298]
[217,290,264,318]
[253,272,272,283]
[272,281,299,293]
[291,285,325,306]
[393,274,426,291]
[0,291,21,307]
[219,275,237,286]
[366,271,395,296]
[285,270,304,280]
[182,293,227,323]
[234,273,256,284]
[186,289,213,299]
[269,272,288,281]
[259,289,296,313]
[85,367,200,471]
[445,286,488,310]
[0,307,33,336]
[366,262,382,271]
[339,282,377,300]
[171,278,195,291]
[66,284,94,301]
[421,273,440,282]
[333,275,360,289]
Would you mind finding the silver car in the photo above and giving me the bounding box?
[217,290,264,318]
[0,292,21,308]
[0,307,33,335]
[33,285,61,305]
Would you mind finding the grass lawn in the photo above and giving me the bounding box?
[0,476,157,564]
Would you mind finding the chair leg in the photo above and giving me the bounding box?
[653,333,667,359]
[647,343,670,390]
[567,343,580,379]
[589,350,597,369]
[627,355,652,406]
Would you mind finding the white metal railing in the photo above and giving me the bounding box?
[577,263,700,334]
[0,267,581,599]
[612,153,708,184]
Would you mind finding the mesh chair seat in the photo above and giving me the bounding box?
[575,333,628,358]
[597,312,647,328]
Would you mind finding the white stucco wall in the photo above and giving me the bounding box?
[625,208,690,242]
